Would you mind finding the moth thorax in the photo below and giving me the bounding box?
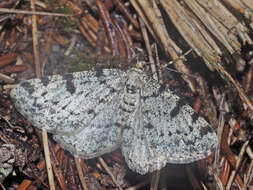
[121,71,141,113]
[121,93,139,113]
[126,69,144,93]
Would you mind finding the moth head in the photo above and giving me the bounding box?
[126,68,144,93]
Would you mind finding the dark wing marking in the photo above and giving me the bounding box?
[121,83,217,174]
[53,93,124,158]
[10,69,126,135]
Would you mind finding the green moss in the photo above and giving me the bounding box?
[66,53,144,72]
[67,53,97,72]
[50,0,76,34]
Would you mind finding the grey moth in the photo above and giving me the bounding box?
[11,68,217,175]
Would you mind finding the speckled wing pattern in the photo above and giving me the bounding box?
[10,68,217,175]
[11,70,126,134]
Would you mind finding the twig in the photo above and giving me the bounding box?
[215,94,226,172]
[245,65,253,93]
[17,179,32,190]
[112,17,127,58]
[243,159,253,189]
[186,165,202,189]
[98,157,123,190]
[42,128,56,190]
[126,180,149,190]
[135,0,196,92]
[226,141,249,190]
[201,182,208,190]
[183,0,240,54]
[247,146,253,160]
[65,35,77,56]
[218,160,230,187]
[31,0,41,78]
[78,21,96,48]
[195,0,252,45]
[214,171,225,190]
[0,73,15,83]
[112,0,139,29]
[0,131,9,143]
[0,183,6,190]
[95,20,106,54]
[216,63,253,113]
[74,156,89,190]
[160,0,221,69]
[150,170,160,190]
[221,125,237,169]
[68,160,79,190]
[0,65,28,74]
[0,115,25,133]
[0,53,17,68]
[0,7,72,16]
[81,14,99,34]
[129,0,157,42]
[139,17,158,81]
[222,0,253,21]
[80,17,98,46]
[153,43,163,83]
[3,84,17,90]
[96,0,119,56]
[131,0,182,55]
[122,23,136,58]
[48,141,67,190]
[112,16,131,58]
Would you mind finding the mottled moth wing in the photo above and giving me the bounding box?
[10,68,218,175]
[53,95,123,158]
[10,69,126,135]
[121,74,218,175]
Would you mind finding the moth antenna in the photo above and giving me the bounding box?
[144,49,196,80]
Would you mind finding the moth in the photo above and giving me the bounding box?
[10,67,217,175]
